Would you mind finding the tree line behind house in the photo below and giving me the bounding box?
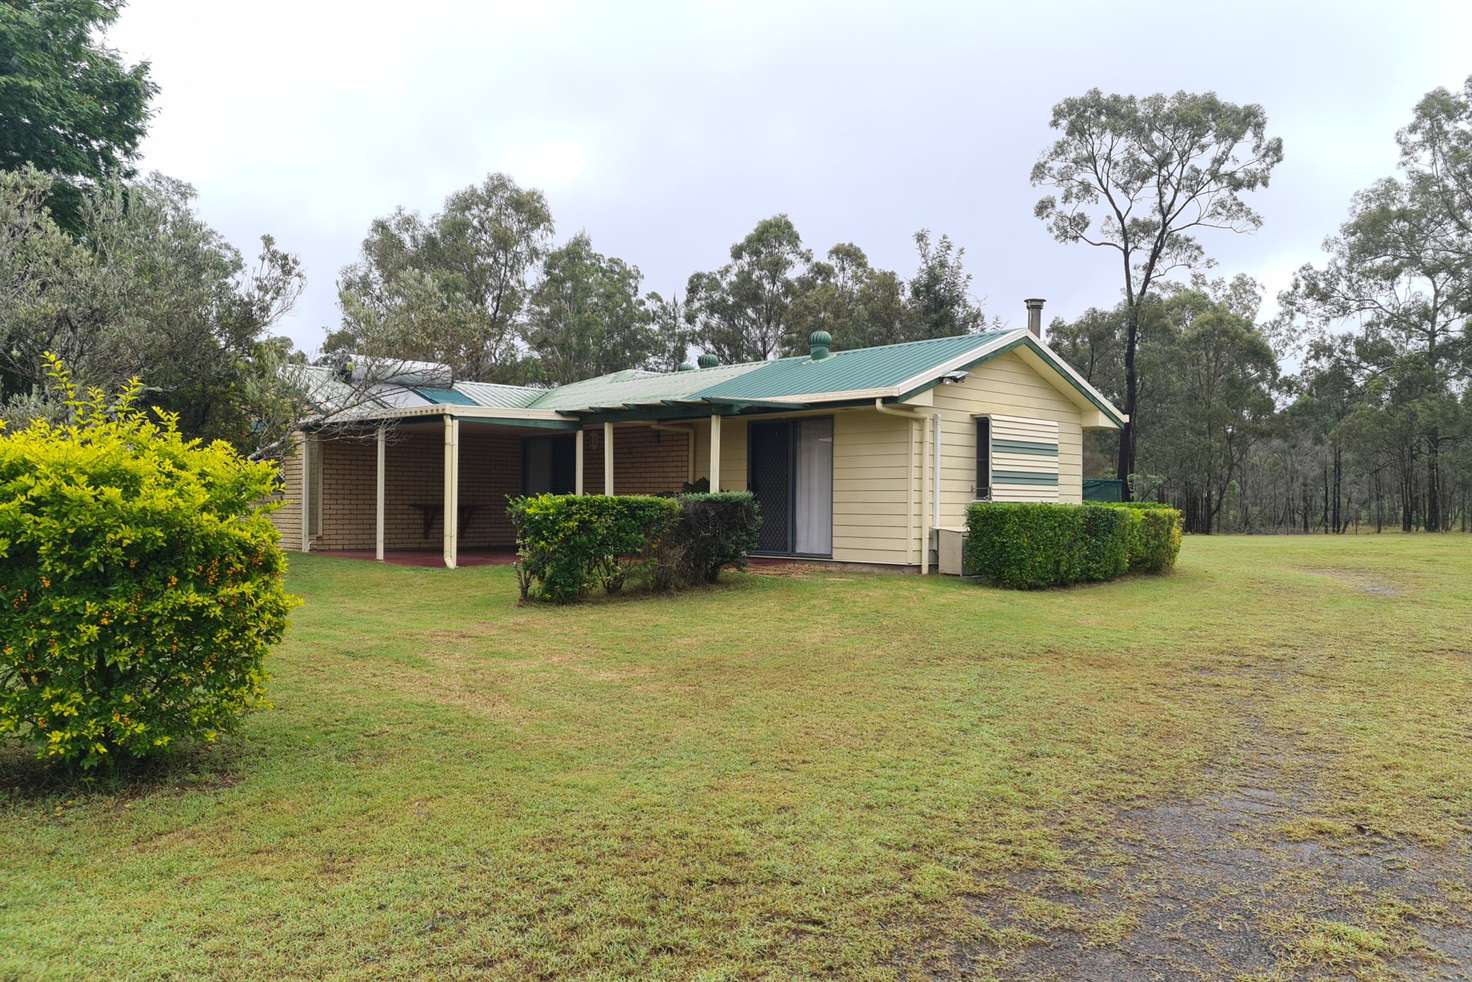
[1036,87,1471,533]
[0,2,1467,534]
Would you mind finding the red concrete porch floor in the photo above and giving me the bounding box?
[310,549,813,570]
[309,548,517,567]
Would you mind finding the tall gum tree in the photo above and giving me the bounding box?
[1031,89,1283,497]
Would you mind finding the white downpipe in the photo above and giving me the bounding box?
[933,413,942,528]
[920,415,931,574]
[874,399,929,571]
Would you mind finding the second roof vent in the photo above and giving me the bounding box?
[809,330,832,361]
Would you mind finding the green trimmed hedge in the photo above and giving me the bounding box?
[964,501,1182,589]
[1114,504,1184,573]
[508,494,680,602]
[1080,504,1131,581]
[508,491,761,603]
[666,492,762,585]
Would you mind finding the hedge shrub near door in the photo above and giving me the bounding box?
[508,494,681,602]
[964,501,1182,589]
[507,492,762,603]
[666,492,762,585]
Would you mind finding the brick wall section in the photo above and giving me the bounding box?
[266,434,303,550]
[300,425,524,551]
[583,425,691,495]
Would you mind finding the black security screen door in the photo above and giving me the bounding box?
[748,421,793,552]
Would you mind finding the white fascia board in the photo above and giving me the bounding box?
[311,404,579,426]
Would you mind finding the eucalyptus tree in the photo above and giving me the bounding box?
[905,229,985,339]
[330,173,554,382]
[1031,89,1283,495]
[1286,175,1469,531]
[685,214,811,363]
[0,167,305,447]
[1398,75,1472,256]
[786,242,872,351]
[645,289,693,372]
[0,0,155,232]
[521,233,654,385]
[1147,292,1278,532]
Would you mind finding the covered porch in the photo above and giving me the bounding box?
[296,409,738,568]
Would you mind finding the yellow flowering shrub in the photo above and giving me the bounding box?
[0,358,296,768]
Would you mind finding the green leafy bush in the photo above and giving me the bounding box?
[508,494,682,603]
[0,361,295,768]
[964,500,1181,589]
[964,503,1088,589]
[1115,505,1184,573]
[667,492,761,585]
[1079,505,1130,581]
[509,491,761,602]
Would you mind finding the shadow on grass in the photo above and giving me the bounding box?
[0,737,257,803]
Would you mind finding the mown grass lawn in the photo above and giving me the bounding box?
[3,535,1471,979]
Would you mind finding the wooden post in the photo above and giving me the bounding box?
[603,421,614,495]
[443,415,459,569]
[574,428,585,495]
[709,414,721,493]
[375,425,385,562]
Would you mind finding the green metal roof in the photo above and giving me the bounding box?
[525,362,765,411]
[294,329,1124,428]
[689,331,1010,401]
[514,332,1011,412]
[453,381,544,408]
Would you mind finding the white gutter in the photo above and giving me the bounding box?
[314,403,579,426]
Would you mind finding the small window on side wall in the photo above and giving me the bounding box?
[975,416,991,500]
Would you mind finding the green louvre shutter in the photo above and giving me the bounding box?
[988,415,1059,501]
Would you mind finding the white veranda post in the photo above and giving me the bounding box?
[709,414,721,492]
[603,422,614,494]
[442,415,459,569]
[574,429,585,495]
[375,426,386,562]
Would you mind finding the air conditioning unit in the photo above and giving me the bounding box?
[935,526,968,576]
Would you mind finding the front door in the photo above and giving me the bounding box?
[748,417,833,556]
[748,421,792,552]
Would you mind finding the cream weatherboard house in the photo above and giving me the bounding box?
[271,303,1126,571]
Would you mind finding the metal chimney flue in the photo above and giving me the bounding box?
[1024,298,1046,340]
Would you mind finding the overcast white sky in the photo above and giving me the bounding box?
[111,0,1472,356]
